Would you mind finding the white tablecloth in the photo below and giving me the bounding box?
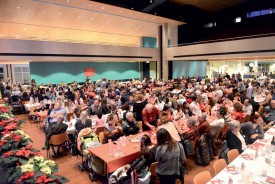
[208,126,275,184]
[65,118,96,134]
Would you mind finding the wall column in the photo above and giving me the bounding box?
[162,23,169,81]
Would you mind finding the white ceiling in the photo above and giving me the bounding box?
[0,0,183,46]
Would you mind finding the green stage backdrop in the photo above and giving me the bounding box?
[30,62,140,85]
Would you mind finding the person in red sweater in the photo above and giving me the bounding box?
[142,103,160,131]
[197,113,211,136]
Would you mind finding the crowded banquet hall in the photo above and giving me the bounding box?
[1,0,275,184]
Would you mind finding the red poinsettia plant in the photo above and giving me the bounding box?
[0,130,32,153]
[0,106,9,113]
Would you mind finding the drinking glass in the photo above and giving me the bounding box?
[108,139,112,156]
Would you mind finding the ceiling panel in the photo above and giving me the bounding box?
[0,0,182,46]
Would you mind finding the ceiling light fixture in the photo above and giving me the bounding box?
[17,6,20,9]
[42,10,46,13]
[131,7,134,9]
[57,12,61,15]
[23,28,27,31]
[66,0,70,2]
[102,7,105,9]
[89,4,92,7]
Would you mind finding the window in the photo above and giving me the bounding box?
[13,65,30,83]
[247,8,273,18]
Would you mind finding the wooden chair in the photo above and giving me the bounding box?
[66,113,73,122]
[137,121,143,132]
[47,133,71,158]
[193,171,212,184]
[227,149,239,163]
[258,105,263,113]
[98,132,105,143]
[149,162,158,183]
[94,126,105,135]
[205,105,211,114]
[244,114,251,122]
[213,159,227,175]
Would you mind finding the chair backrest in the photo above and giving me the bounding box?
[193,171,212,184]
[66,113,73,121]
[137,121,143,132]
[244,114,251,122]
[175,179,182,184]
[227,149,239,163]
[49,133,68,146]
[98,132,105,143]
[95,126,105,135]
[213,159,227,175]
[149,162,158,177]
[29,106,37,114]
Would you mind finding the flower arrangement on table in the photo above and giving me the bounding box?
[0,101,68,183]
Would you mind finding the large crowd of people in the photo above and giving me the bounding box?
[2,73,275,183]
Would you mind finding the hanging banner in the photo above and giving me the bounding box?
[84,68,95,77]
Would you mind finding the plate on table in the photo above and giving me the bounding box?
[266,176,275,184]
[131,138,139,143]
[240,153,251,160]
[225,165,236,172]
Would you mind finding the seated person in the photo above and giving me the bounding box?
[93,112,105,133]
[231,102,244,121]
[121,112,140,136]
[260,108,275,131]
[73,107,81,119]
[243,98,253,116]
[140,134,157,167]
[182,117,199,141]
[157,111,181,142]
[47,102,67,134]
[197,113,211,136]
[241,114,264,144]
[75,111,92,132]
[210,108,226,136]
[45,115,68,156]
[142,103,160,131]
[103,114,123,143]
[226,120,247,154]
[265,100,275,122]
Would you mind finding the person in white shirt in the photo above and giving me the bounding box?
[189,96,202,115]
[210,109,226,136]
[246,83,254,99]
[243,98,253,116]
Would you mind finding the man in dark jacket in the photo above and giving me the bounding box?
[45,115,68,156]
[122,112,140,136]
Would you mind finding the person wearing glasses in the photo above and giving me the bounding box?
[226,120,247,154]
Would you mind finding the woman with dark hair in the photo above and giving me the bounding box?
[182,101,192,117]
[241,114,264,144]
[140,134,157,167]
[101,98,111,114]
[103,114,123,143]
[232,102,244,121]
[155,128,186,184]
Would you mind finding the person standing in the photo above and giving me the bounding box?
[155,128,186,184]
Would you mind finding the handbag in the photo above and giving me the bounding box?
[183,139,193,155]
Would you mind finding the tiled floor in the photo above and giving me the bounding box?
[20,115,218,184]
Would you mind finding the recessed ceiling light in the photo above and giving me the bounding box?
[57,31,60,34]
[154,13,157,15]
[119,10,122,13]
[102,7,105,9]
[23,28,27,31]
[57,12,61,15]
[66,0,70,2]
[78,16,81,18]
[131,7,134,9]
[89,4,92,7]
[17,6,20,9]
[14,18,17,21]
[90,17,94,20]
[42,10,46,13]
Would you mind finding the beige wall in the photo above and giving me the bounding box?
[0,39,160,62]
[166,36,275,61]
